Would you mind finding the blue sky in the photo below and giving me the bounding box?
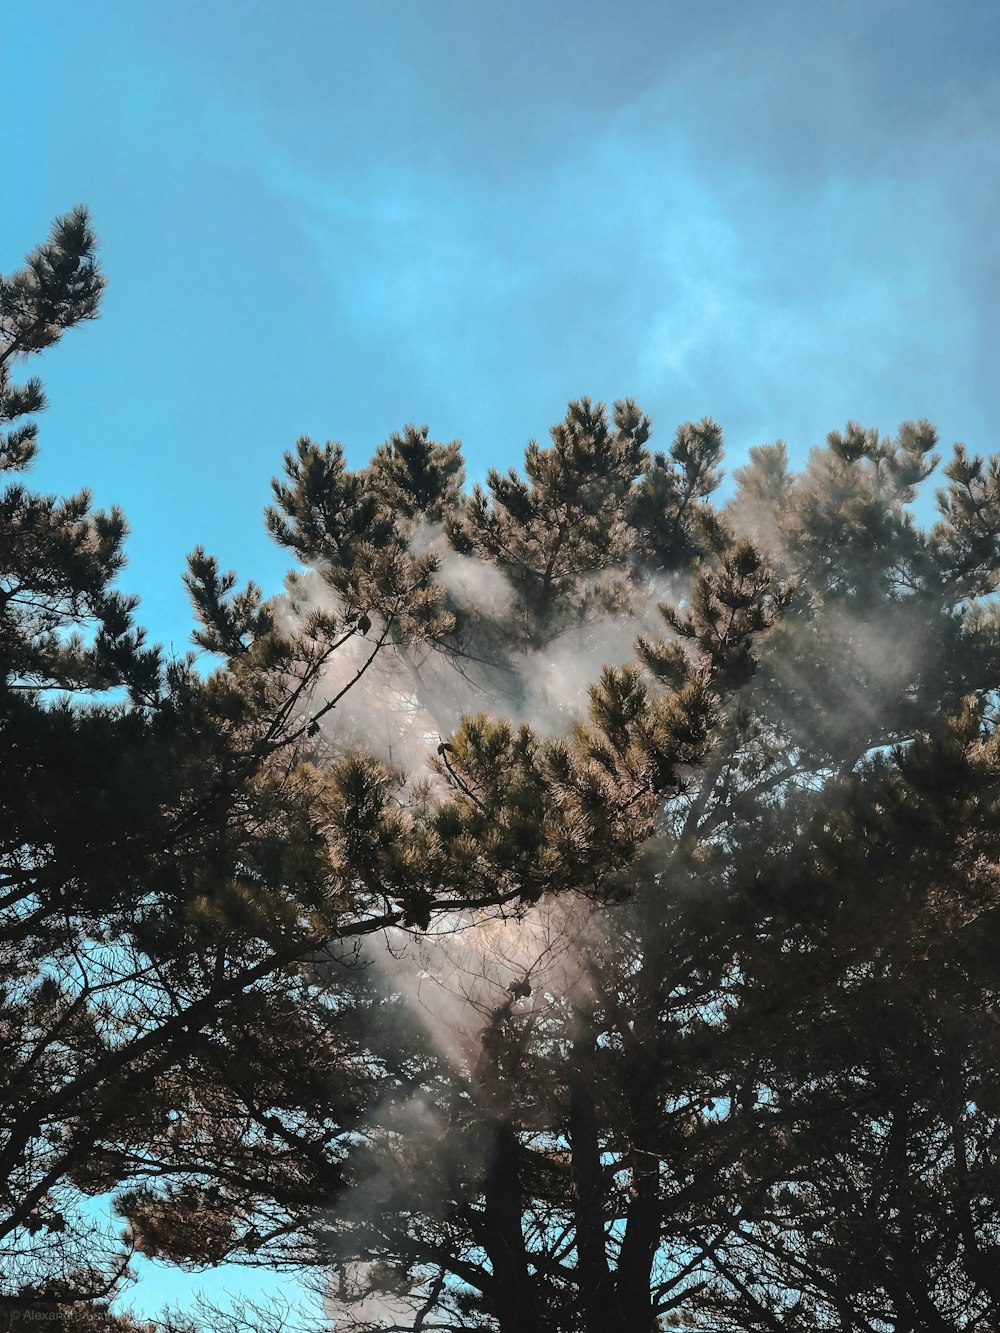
[4,0,1000,1319]
[4,0,999,655]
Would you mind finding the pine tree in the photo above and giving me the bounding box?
[3,219,633,1315]
[193,411,1000,1333]
[0,209,362,1305]
[7,215,999,1331]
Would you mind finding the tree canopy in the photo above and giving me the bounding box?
[2,213,999,1333]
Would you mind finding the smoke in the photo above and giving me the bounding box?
[284,526,631,1330]
[432,547,517,620]
[276,571,450,781]
[724,435,947,770]
[323,1264,424,1332]
[501,576,682,735]
[318,898,601,1332]
[374,898,594,1071]
[286,535,686,782]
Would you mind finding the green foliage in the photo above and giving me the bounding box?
[4,212,999,1333]
[261,402,1000,1333]
[0,215,546,1312]
[446,396,652,641]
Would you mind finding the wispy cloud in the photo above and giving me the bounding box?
[212,2,998,469]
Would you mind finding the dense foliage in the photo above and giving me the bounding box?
[263,402,1000,1333]
[2,214,998,1332]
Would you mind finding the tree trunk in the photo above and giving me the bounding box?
[614,1051,661,1332]
[481,1120,541,1333]
[569,1014,619,1333]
